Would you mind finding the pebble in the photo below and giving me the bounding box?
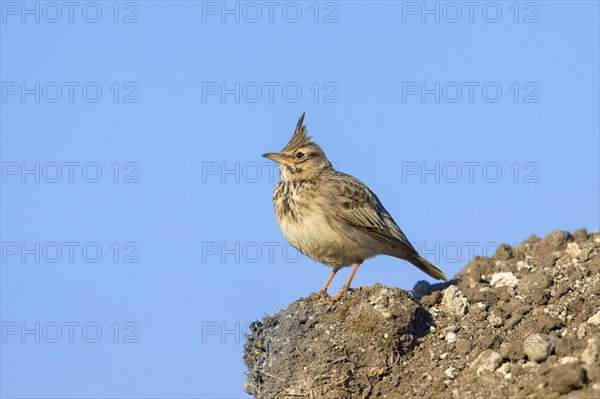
[441,286,469,316]
[445,367,457,379]
[471,349,503,376]
[517,260,532,271]
[564,242,582,259]
[579,245,592,261]
[522,361,540,371]
[524,333,554,362]
[577,323,587,339]
[490,272,520,288]
[496,363,511,375]
[488,312,504,328]
[587,310,600,326]
[559,356,579,364]
[446,332,458,343]
[581,338,598,366]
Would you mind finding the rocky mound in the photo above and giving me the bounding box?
[243,229,600,398]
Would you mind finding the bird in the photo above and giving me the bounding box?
[262,113,448,301]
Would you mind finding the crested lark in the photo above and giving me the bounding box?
[263,113,448,301]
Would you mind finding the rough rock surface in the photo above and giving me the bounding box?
[243,229,600,398]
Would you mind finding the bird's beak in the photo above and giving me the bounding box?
[262,152,293,166]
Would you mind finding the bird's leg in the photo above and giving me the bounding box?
[310,268,339,301]
[331,262,363,302]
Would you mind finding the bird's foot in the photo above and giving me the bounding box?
[331,286,351,302]
[309,290,331,302]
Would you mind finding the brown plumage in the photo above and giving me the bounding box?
[263,113,448,301]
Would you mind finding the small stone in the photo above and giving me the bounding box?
[496,363,511,375]
[579,245,593,261]
[581,338,598,367]
[524,333,554,362]
[429,307,441,316]
[488,312,504,328]
[587,310,600,326]
[471,349,503,376]
[445,366,456,379]
[490,272,520,288]
[441,286,469,316]
[565,242,582,259]
[559,356,579,364]
[446,332,458,343]
[522,361,540,372]
[517,260,532,271]
[548,364,584,394]
[577,323,587,339]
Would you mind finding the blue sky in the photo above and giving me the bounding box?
[1,1,598,398]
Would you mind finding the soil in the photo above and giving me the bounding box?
[243,229,600,398]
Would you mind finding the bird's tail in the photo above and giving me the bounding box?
[407,255,449,281]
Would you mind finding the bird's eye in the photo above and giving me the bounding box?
[295,152,305,159]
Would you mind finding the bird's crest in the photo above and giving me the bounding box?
[283,112,313,151]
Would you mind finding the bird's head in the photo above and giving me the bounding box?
[262,113,333,181]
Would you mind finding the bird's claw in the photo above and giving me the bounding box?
[309,290,331,302]
[331,287,351,302]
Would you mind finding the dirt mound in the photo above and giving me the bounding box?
[243,229,600,398]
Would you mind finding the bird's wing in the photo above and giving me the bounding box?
[326,172,418,257]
